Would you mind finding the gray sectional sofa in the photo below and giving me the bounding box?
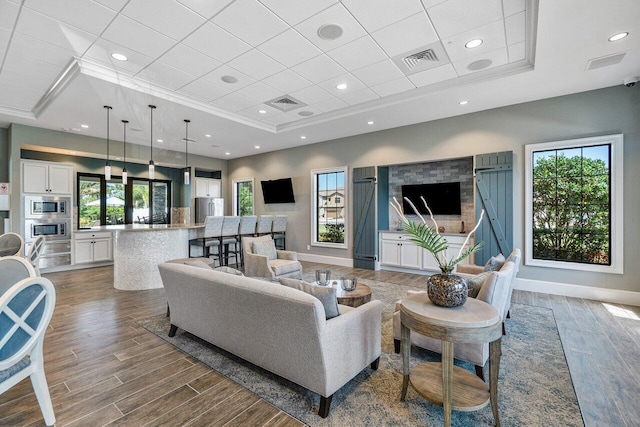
[158,262,383,417]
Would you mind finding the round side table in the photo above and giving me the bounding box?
[400,292,502,427]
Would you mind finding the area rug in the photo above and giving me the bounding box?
[139,277,583,426]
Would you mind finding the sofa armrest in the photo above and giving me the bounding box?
[244,252,274,278]
[277,250,298,261]
[319,300,383,396]
[456,264,484,275]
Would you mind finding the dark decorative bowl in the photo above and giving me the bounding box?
[427,274,468,307]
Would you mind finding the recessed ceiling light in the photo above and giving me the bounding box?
[367,121,374,125]
[80,124,89,128]
[318,24,344,40]
[255,145,260,149]
[69,151,76,155]
[459,100,469,105]
[336,83,348,90]
[608,32,629,42]
[298,111,314,117]
[205,134,211,138]
[115,157,121,160]
[465,39,483,49]
[225,152,231,155]
[221,75,238,84]
[111,53,128,61]
[467,59,492,71]
[157,139,163,143]
[300,136,306,140]
[258,109,267,114]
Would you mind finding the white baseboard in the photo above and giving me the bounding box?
[514,277,640,306]
[297,253,353,268]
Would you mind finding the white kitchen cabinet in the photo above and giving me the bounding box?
[379,233,422,269]
[22,161,73,194]
[194,178,221,197]
[421,234,473,272]
[74,231,112,264]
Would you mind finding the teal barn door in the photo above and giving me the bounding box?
[474,152,513,264]
[352,167,377,269]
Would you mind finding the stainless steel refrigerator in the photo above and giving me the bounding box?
[194,197,224,222]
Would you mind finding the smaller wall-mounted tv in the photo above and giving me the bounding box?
[401,182,461,215]
[261,178,295,204]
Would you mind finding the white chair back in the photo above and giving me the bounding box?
[239,216,257,236]
[0,276,56,426]
[0,256,37,296]
[272,215,287,233]
[256,215,273,235]
[26,235,46,276]
[203,216,224,238]
[0,233,24,257]
[221,216,240,238]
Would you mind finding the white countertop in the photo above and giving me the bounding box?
[75,223,205,233]
[379,229,468,237]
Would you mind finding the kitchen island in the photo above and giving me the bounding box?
[83,223,205,290]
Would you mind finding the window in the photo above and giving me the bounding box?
[77,173,171,227]
[233,178,254,216]
[525,134,623,273]
[312,167,347,248]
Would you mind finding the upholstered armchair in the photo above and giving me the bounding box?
[393,261,516,380]
[242,235,302,280]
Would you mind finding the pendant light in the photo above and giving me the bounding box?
[121,119,128,185]
[183,119,190,185]
[104,105,112,180]
[148,104,156,180]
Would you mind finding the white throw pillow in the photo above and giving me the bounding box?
[279,278,340,320]
[252,240,277,260]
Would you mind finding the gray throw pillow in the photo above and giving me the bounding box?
[466,271,491,298]
[279,278,340,320]
[483,253,505,272]
[252,240,277,260]
[212,266,244,276]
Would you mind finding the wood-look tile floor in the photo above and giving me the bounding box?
[1,262,638,426]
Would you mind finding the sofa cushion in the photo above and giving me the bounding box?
[213,266,244,276]
[466,271,491,298]
[483,253,505,271]
[253,240,277,260]
[279,278,340,320]
[183,259,214,269]
[270,259,302,276]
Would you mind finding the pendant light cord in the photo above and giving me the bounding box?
[184,119,190,167]
[104,105,112,160]
[149,105,155,161]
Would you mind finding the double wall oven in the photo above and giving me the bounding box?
[24,196,72,269]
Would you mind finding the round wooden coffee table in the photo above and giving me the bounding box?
[399,292,502,427]
[326,280,372,308]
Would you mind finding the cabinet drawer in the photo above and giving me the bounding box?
[75,232,112,240]
[381,233,409,241]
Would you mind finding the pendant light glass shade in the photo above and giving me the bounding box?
[148,105,156,180]
[121,119,128,185]
[183,119,190,185]
[104,106,112,180]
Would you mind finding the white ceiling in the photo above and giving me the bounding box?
[0,0,638,162]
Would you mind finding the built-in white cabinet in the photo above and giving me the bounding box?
[194,178,221,198]
[380,232,473,273]
[379,233,422,269]
[22,161,73,194]
[74,231,112,264]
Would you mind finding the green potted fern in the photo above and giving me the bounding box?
[391,196,484,307]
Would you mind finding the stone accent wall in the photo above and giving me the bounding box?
[388,157,474,233]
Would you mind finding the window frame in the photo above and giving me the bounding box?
[524,134,623,274]
[311,166,348,249]
[232,177,254,216]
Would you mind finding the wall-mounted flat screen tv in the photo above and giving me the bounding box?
[401,182,461,215]
[261,178,295,204]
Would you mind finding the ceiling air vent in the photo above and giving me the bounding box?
[403,49,439,70]
[586,52,626,71]
[264,95,307,112]
[392,41,450,76]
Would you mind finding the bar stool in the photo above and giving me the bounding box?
[221,216,241,267]
[272,215,287,250]
[189,216,224,266]
[256,215,273,236]
[238,216,257,267]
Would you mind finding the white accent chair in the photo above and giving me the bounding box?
[0,273,56,426]
[271,215,288,250]
[393,261,516,381]
[242,235,302,280]
[0,232,24,257]
[25,235,46,276]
